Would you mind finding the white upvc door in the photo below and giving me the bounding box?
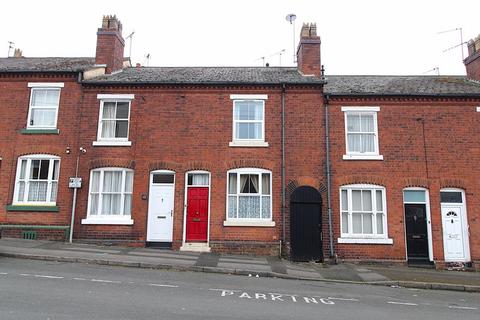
[147,182,174,242]
[441,204,469,262]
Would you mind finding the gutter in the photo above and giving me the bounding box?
[324,93,334,259]
[281,83,286,253]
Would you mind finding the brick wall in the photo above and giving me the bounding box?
[328,97,480,266]
[0,73,83,228]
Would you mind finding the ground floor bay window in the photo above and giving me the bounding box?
[224,168,274,227]
[82,168,134,225]
[338,184,392,244]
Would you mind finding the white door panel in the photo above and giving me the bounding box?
[441,206,466,261]
[147,184,174,242]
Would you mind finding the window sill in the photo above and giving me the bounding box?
[343,154,384,161]
[6,205,59,212]
[337,237,393,244]
[92,141,132,147]
[20,128,59,135]
[223,220,275,227]
[229,141,269,148]
[81,218,134,225]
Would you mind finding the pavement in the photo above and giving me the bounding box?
[0,238,479,293]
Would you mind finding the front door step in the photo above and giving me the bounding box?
[146,242,172,249]
[180,242,211,252]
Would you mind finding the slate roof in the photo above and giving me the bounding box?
[84,66,324,84]
[324,75,480,96]
[0,57,95,72]
[1,57,480,96]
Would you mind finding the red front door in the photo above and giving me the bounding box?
[186,187,209,242]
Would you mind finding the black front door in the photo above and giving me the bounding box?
[405,204,429,262]
[290,186,322,262]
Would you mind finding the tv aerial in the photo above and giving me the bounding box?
[285,14,297,63]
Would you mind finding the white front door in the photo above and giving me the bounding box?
[147,172,175,242]
[441,205,467,261]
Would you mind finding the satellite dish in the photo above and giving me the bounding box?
[285,14,297,24]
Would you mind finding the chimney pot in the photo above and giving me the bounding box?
[13,48,23,58]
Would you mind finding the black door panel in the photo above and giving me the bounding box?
[405,203,429,261]
[290,186,322,262]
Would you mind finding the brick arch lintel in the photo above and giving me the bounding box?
[183,161,212,172]
[338,175,387,187]
[148,161,179,172]
[15,146,64,158]
[286,176,325,200]
[225,159,275,171]
[89,158,136,170]
[403,177,430,189]
[439,178,467,190]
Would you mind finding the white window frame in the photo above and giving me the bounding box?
[93,94,134,147]
[26,83,64,129]
[224,167,274,227]
[82,167,134,225]
[229,94,269,147]
[342,106,383,160]
[12,154,61,206]
[338,184,392,244]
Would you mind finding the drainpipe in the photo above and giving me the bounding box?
[324,93,334,259]
[281,83,286,250]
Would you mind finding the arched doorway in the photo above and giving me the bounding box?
[290,186,323,261]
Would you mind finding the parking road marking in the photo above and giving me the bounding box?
[91,279,121,284]
[149,283,179,288]
[448,306,478,310]
[387,301,418,306]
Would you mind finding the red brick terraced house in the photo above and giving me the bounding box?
[1,16,480,270]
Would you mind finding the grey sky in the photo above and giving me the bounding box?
[1,0,478,75]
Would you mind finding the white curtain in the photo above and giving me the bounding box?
[240,174,248,193]
[362,190,372,211]
[376,214,384,234]
[32,109,56,126]
[238,196,260,218]
[17,182,25,201]
[261,173,270,195]
[250,175,259,193]
[261,196,271,219]
[101,171,122,215]
[228,196,237,218]
[352,212,362,233]
[363,213,373,234]
[192,173,209,185]
[228,173,237,194]
[101,103,116,138]
[28,181,48,201]
[360,114,374,132]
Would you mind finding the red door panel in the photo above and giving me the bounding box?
[186,187,209,242]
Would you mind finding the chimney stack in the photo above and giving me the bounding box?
[95,15,125,74]
[13,48,23,58]
[464,34,480,81]
[297,23,321,77]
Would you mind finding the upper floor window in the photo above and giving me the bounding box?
[93,94,134,147]
[83,167,134,225]
[226,168,272,224]
[13,154,60,205]
[229,95,268,147]
[342,107,382,160]
[27,83,64,129]
[339,184,392,244]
